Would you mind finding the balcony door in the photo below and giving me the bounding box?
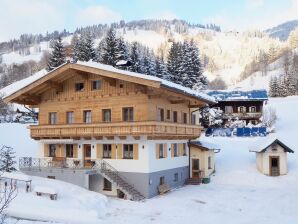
[84,144,92,168]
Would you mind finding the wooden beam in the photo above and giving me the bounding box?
[170,99,185,104]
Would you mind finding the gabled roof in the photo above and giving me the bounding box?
[189,141,221,151]
[2,61,215,105]
[207,90,268,102]
[249,136,294,153]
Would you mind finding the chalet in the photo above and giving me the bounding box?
[207,90,268,125]
[4,61,216,200]
[249,137,294,176]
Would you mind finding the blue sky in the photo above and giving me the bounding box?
[0,0,297,41]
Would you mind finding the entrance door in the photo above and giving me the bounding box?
[270,156,280,176]
[192,159,200,178]
[84,144,92,168]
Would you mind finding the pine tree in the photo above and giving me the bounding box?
[141,48,155,76]
[96,39,105,63]
[81,32,96,62]
[47,36,66,71]
[287,65,297,96]
[102,28,119,66]
[167,42,183,84]
[0,146,16,172]
[129,42,142,73]
[116,37,128,62]
[72,34,82,62]
[269,76,278,97]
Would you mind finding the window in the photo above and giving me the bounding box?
[47,176,55,179]
[173,144,178,157]
[92,80,101,90]
[49,112,57,125]
[157,108,164,121]
[174,173,178,182]
[238,106,246,113]
[208,156,212,169]
[249,106,256,113]
[75,83,84,91]
[191,114,196,125]
[66,144,73,158]
[159,176,165,185]
[49,144,56,157]
[102,109,111,122]
[166,110,171,120]
[123,144,133,159]
[103,144,112,158]
[183,113,187,124]
[225,106,233,114]
[182,143,187,156]
[158,144,164,158]
[83,110,92,123]
[66,111,74,124]
[123,107,134,122]
[103,178,112,191]
[173,111,178,123]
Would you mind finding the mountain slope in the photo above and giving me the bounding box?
[266,20,298,41]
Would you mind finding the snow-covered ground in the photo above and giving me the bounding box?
[1,96,298,223]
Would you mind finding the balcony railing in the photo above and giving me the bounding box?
[223,112,262,119]
[29,121,202,139]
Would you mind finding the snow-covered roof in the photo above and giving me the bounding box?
[77,61,216,103]
[1,61,215,104]
[190,141,221,151]
[1,172,32,182]
[207,90,268,102]
[249,136,294,153]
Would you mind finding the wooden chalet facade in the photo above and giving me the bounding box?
[4,61,215,200]
[208,90,268,125]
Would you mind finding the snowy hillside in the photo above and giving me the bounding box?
[266,20,298,41]
[1,96,298,223]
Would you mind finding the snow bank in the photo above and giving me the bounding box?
[5,176,108,223]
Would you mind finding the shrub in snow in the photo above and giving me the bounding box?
[261,106,277,129]
[0,146,16,172]
[200,106,223,128]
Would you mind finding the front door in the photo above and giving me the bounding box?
[84,144,92,168]
[192,159,200,178]
[270,156,280,176]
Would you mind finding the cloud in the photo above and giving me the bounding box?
[76,5,122,27]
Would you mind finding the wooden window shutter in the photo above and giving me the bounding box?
[112,144,117,159]
[156,144,159,159]
[133,144,139,160]
[44,144,49,157]
[171,144,174,157]
[97,144,103,159]
[179,143,183,156]
[163,143,167,158]
[117,144,123,159]
[73,144,78,158]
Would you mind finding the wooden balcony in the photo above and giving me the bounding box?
[29,121,202,140]
[223,112,262,120]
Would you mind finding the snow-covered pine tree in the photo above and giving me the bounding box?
[71,33,81,62]
[96,39,105,63]
[269,76,278,97]
[287,64,297,96]
[81,32,96,62]
[277,75,288,97]
[181,41,192,88]
[167,41,184,85]
[0,146,16,172]
[47,36,66,71]
[129,42,142,73]
[141,48,156,76]
[154,55,169,79]
[102,28,119,66]
[116,37,128,62]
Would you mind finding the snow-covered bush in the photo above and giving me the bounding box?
[0,146,16,172]
[261,106,277,129]
[200,106,223,128]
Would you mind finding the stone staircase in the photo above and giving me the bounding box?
[185,178,202,185]
[94,160,145,201]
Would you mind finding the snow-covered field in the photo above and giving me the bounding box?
[1,96,298,224]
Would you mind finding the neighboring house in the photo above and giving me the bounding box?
[188,141,220,182]
[207,90,268,125]
[4,61,215,200]
[249,137,294,176]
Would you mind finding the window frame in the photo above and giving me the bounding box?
[159,176,165,185]
[75,82,84,92]
[123,144,134,159]
[249,106,256,113]
[103,144,112,159]
[157,108,165,122]
[225,106,233,114]
[173,111,178,123]
[83,110,92,123]
[49,144,56,157]
[102,109,111,122]
[208,156,212,169]
[173,143,178,157]
[158,144,164,158]
[49,112,57,125]
[182,143,187,156]
[65,144,74,158]
[66,111,74,124]
[174,173,178,182]
[166,109,171,120]
[183,112,187,124]
[122,107,134,122]
[191,114,196,125]
[91,80,102,90]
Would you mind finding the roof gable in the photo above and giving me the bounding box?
[2,61,215,105]
[249,137,294,153]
